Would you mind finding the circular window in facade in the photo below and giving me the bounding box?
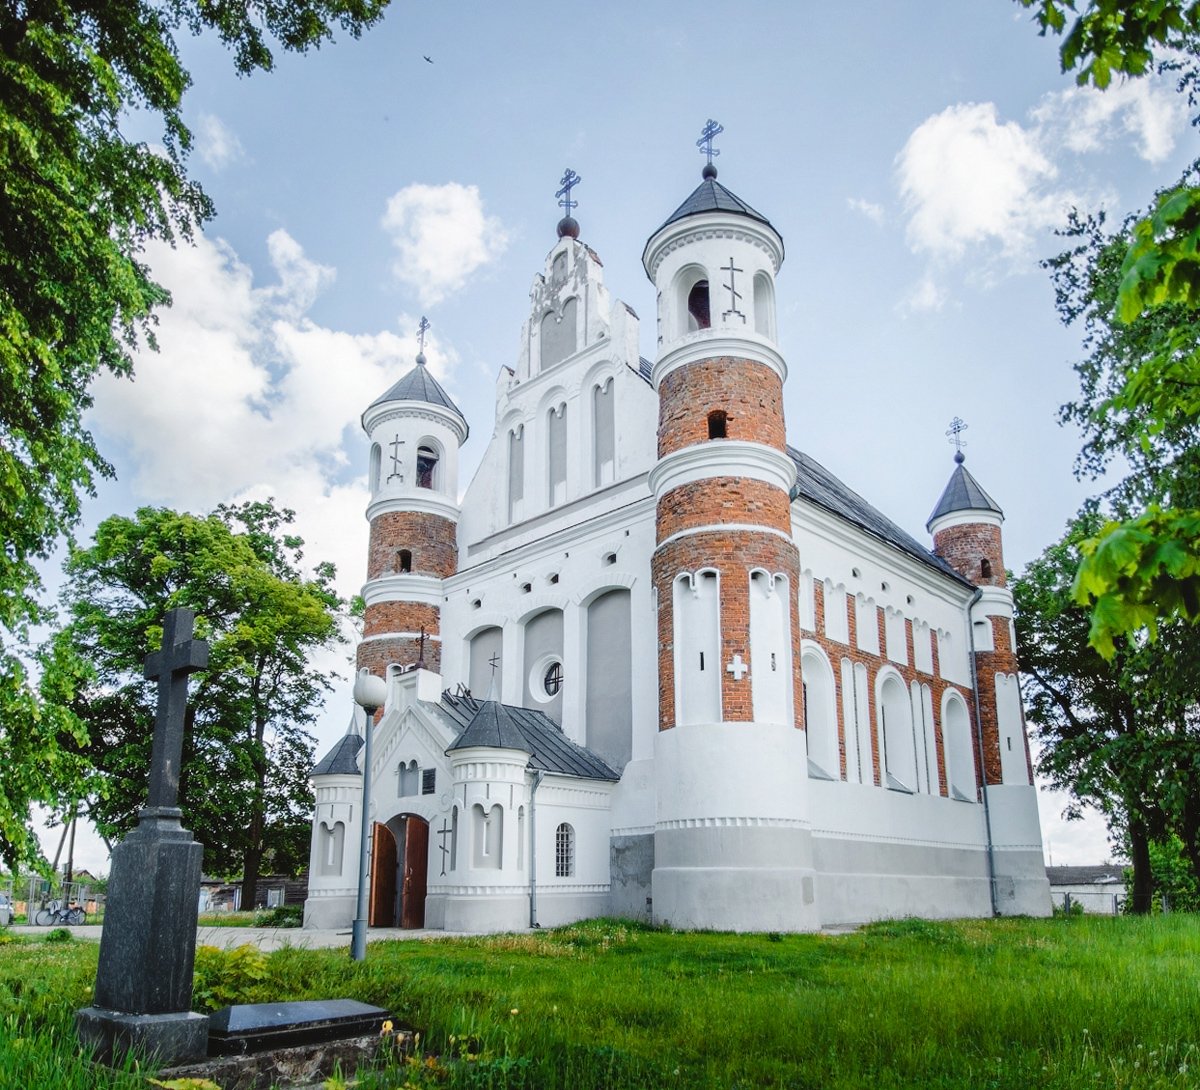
[529,654,564,703]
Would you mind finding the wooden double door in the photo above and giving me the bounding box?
[369,815,428,929]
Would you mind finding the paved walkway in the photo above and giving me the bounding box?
[7,924,481,951]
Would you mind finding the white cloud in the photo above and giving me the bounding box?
[901,274,947,313]
[86,230,459,602]
[195,113,244,171]
[897,101,1073,262]
[847,197,885,225]
[381,182,509,307]
[1031,78,1187,165]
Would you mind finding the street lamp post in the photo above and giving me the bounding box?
[351,668,387,961]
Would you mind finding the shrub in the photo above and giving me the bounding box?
[254,904,302,928]
[192,944,269,1011]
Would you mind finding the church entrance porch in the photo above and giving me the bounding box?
[369,815,428,929]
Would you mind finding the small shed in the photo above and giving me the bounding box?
[1046,865,1124,915]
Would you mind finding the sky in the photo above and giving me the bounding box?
[38,2,1198,875]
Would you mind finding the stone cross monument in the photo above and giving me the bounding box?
[76,608,212,1066]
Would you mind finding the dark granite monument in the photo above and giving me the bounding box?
[76,608,212,1066]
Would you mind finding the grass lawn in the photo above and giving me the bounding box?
[0,915,1197,1088]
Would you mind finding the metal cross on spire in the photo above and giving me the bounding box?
[556,168,582,216]
[416,315,430,361]
[946,416,968,463]
[697,118,724,169]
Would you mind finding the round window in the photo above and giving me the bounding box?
[543,661,563,697]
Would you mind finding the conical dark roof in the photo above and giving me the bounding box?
[926,459,1004,530]
[368,360,466,427]
[312,730,363,776]
[655,176,773,234]
[441,692,619,781]
[446,700,530,753]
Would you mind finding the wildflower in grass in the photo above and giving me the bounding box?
[380,1018,394,1035]
[510,1008,518,1015]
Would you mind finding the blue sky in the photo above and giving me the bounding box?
[46,3,1197,872]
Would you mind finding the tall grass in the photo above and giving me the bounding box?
[1,916,1197,1088]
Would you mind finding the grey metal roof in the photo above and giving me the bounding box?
[446,700,530,752]
[788,446,970,586]
[440,692,620,781]
[368,361,467,428]
[926,460,1004,529]
[655,177,774,233]
[311,731,363,776]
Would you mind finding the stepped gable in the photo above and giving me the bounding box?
[441,691,619,781]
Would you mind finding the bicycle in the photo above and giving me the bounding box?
[33,900,86,926]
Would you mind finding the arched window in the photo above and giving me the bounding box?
[593,379,615,486]
[318,821,344,876]
[707,410,727,439]
[450,807,459,871]
[369,444,382,493]
[943,691,975,801]
[879,673,916,792]
[555,822,574,877]
[673,571,721,726]
[472,803,502,869]
[750,571,790,726]
[981,558,993,580]
[416,444,439,490]
[517,806,526,871]
[687,280,711,330]
[398,759,419,796]
[547,404,567,506]
[397,549,412,574]
[802,646,839,779]
[508,424,525,522]
[586,589,633,770]
[753,271,775,339]
[541,298,578,370]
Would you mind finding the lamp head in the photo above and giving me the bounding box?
[352,668,387,714]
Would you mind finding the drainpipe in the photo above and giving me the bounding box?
[967,587,999,917]
[528,770,545,928]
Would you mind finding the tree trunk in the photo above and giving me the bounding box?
[1128,815,1154,914]
[240,840,263,912]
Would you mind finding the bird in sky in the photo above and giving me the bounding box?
[424,55,433,63]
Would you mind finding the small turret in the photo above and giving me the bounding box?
[358,319,467,680]
[927,441,1005,588]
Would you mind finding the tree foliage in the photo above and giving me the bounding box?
[0,0,386,868]
[1014,514,1200,910]
[1016,0,1200,650]
[51,501,343,904]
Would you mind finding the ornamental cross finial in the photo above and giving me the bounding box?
[946,416,968,462]
[556,168,581,216]
[697,118,724,167]
[417,316,430,354]
[488,652,501,677]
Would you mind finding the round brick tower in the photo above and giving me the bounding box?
[642,152,819,931]
[927,452,1032,789]
[357,343,467,683]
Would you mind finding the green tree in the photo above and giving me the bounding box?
[1016,1,1200,649]
[0,0,387,868]
[1014,514,1200,911]
[52,500,343,907]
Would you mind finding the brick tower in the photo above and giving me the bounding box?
[358,332,467,683]
[643,130,819,931]
[928,446,1048,914]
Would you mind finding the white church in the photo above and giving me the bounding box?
[303,140,1051,933]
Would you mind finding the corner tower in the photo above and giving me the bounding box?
[358,325,467,681]
[927,436,1050,916]
[644,126,819,931]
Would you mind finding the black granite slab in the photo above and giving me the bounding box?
[208,1000,390,1055]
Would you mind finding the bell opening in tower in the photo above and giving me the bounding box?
[417,445,438,489]
[687,280,711,330]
